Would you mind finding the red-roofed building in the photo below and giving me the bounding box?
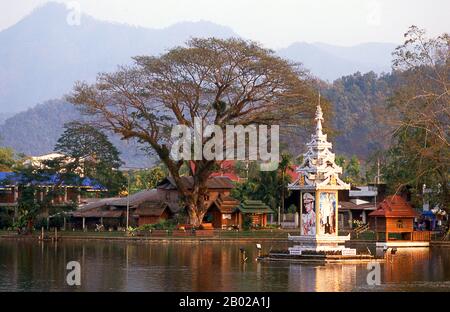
[285,165,299,182]
[369,195,430,241]
[190,160,241,182]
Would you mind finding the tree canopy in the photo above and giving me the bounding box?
[68,37,318,226]
[382,26,449,211]
[55,121,125,195]
[0,147,18,171]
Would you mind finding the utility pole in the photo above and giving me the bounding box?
[376,157,380,185]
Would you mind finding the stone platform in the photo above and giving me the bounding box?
[259,253,383,264]
[287,234,356,255]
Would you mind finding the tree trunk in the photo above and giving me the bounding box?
[186,202,207,228]
[281,172,285,213]
[26,219,33,235]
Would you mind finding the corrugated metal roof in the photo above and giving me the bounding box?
[111,189,160,207]
[71,189,182,218]
[339,201,376,210]
[135,202,170,217]
[72,207,123,218]
[78,197,120,210]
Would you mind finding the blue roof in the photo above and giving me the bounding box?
[0,172,19,185]
[0,172,107,191]
[422,210,436,218]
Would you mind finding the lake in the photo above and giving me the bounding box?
[0,240,449,291]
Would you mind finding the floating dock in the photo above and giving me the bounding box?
[258,252,384,264]
[376,241,429,248]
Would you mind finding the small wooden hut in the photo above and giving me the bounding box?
[204,195,240,229]
[369,195,429,241]
[236,200,274,228]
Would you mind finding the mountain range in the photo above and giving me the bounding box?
[0,2,399,165]
[0,2,397,114]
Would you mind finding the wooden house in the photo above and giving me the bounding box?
[0,171,106,226]
[70,176,236,229]
[369,195,429,241]
[135,202,174,227]
[236,200,274,228]
[204,195,240,229]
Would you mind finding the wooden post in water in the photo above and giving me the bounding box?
[55,227,57,241]
[41,227,44,240]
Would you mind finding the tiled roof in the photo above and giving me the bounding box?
[214,195,240,213]
[369,195,418,218]
[210,172,240,182]
[157,176,234,190]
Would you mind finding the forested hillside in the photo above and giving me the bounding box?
[323,71,399,158]
[0,71,400,165]
[0,100,153,167]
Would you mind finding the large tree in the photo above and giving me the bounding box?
[55,121,125,195]
[383,26,449,211]
[68,38,318,226]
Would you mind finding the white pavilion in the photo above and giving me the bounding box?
[287,100,353,253]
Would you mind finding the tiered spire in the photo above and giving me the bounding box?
[289,97,350,190]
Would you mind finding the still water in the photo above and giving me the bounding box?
[0,240,449,291]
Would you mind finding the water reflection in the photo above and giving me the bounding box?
[0,240,448,291]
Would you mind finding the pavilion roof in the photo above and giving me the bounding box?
[214,195,240,213]
[237,200,274,214]
[368,195,418,218]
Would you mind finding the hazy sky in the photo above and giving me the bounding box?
[2,0,449,48]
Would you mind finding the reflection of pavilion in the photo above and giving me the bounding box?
[287,264,357,291]
[288,100,351,252]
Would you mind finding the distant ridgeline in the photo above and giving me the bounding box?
[0,70,397,167]
[0,99,155,168]
[0,2,399,164]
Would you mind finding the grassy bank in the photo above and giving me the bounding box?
[0,229,299,240]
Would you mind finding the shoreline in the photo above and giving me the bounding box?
[0,235,290,243]
[1,232,449,246]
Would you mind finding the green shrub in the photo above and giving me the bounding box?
[0,211,13,229]
[137,219,177,231]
